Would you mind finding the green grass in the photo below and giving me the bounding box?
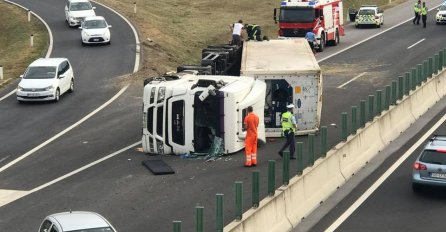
[0,2,48,86]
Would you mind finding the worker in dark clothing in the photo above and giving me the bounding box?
[278,104,298,159]
[421,2,428,28]
[245,24,263,41]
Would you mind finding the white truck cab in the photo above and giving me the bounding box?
[142,72,266,155]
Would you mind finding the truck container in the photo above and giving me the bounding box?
[142,72,266,155]
[240,39,322,137]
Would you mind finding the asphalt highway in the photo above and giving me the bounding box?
[0,0,445,231]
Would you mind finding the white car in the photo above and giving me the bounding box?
[80,16,112,45]
[436,4,446,24]
[355,5,384,28]
[16,58,74,103]
[65,0,96,27]
[38,211,117,232]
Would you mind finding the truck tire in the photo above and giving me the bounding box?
[328,30,339,46]
[317,34,325,52]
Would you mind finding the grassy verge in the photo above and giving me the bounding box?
[0,2,48,88]
[95,0,407,80]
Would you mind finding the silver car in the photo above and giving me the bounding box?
[412,135,446,192]
[38,211,117,232]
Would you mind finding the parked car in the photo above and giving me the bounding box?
[80,16,112,45]
[412,135,446,192]
[16,58,74,103]
[436,4,446,24]
[38,211,117,232]
[355,5,384,28]
[65,0,96,27]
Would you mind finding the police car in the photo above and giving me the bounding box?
[355,5,384,28]
[436,4,446,24]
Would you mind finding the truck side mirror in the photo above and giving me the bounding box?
[273,8,277,24]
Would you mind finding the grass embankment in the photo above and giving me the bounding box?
[0,2,48,88]
[95,0,407,79]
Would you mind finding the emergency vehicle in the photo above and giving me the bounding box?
[273,0,345,52]
[354,5,384,28]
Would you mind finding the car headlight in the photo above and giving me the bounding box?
[17,86,24,91]
[82,31,89,37]
[44,86,54,91]
[157,87,166,102]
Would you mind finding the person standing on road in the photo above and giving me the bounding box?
[305,31,317,54]
[243,106,259,167]
[278,104,298,159]
[230,19,244,46]
[421,2,428,28]
[413,0,421,24]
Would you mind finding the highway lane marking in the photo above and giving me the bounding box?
[407,38,425,49]
[0,141,141,208]
[319,4,442,63]
[0,85,129,173]
[337,72,367,88]
[0,90,16,102]
[0,156,10,164]
[324,113,446,232]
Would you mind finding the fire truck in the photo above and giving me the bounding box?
[273,0,345,52]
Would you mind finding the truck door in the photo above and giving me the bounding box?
[168,97,193,153]
[323,5,333,29]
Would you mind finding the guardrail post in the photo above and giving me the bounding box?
[296,142,303,175]
[0,65,3,80]
[216,194,224,231]
[252,171,259,208]
[391,80,397,105]
[443,48,446,68]
[416,64,422,85]
[282,151,290,185]
[368,95,374,121]
[439,50,444,69]
[308,134,315,166]
[429,57,433,77]
[376,90,382,115]
[404,72,410,95]
[30,34,34,47]
[411,68,417,90]
[133,2,137,13]
[398,76,404,100]
[341,112,347,141]
[423,60,428,81]
[235,181,243,221]
[360,100,366,127]
[384,85,390,110]
[321,126,328,156]
[435,54,440,75]
[173,221,182,232]
[196,206,204,232]
[351,106,357,134]
[268,160,275,196]
[27,10,31,22]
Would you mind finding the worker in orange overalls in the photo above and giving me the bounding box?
[243,106,259,167]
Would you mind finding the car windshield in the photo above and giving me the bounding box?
[439,5,446,11]
[279,8,315,23]
[69,2,92,11]
[23,66,56,79]
[358,9,375,15]
[68,227,114,232]
[419,150,446,165]
[83,20,107,29]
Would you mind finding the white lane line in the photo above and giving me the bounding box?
[0,156,11,164]
[0,90,16,102]
[0,141,141,208]
[407,38,425,49]
[325,113,446,232]
[92,0,140,73]
[0,85,129,173]
[319,4,442,63]
[337,72,367,88]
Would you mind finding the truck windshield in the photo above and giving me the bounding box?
[280,8,315,23]
[193,91,222,153]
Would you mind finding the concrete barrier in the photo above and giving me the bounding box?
[224,67,446,232]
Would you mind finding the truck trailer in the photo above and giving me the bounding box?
[240,39,322,137]
[142,72,266,155]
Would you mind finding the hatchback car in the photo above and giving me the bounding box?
[80,16,112,45]
[355,5,384,28]
[38,211,117,232]
[65,0,96,27]
[436,4,446,24]
[412,135,446,192]
[16,58,74,103]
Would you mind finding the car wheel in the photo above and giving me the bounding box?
[54,88,60,102]
[68,79,74,93]
[412,183,422,193]
[317,33,325,52]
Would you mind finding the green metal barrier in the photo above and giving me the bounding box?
[411,68,417,90]
[341,112,347,141]
[308,134,315,166]
[384,85,390,110]
[391,81,397,105]
[283,151,290,185]
[235,181,243,221]
[216,194,224,231]
[398,76,404,100]
[423,60,428,81]
[173,221,182,232]
[196,206,204,232]
[429,57,433,77]
[435,54,440,75]
[252,171,259,208]
[296,142,303,175]
[351,106,357,134]
[416,64,422,85]
[268,160,275,196]
[360,100,366,127]
[404,72,410,95]
[368,95,374,121]
[376,90,382,115]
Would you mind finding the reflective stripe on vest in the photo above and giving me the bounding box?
[421,6,427,15]
[281,111,294,132]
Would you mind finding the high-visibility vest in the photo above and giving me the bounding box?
[421,6,427,15]
[281,111,294,132]
[414,3,420,13]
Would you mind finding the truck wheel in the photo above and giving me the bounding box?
[328,30,339,46]
[317,34,325,52]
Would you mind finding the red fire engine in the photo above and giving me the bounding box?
[274,0,345,52]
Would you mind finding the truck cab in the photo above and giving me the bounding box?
[142,72,266,155]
